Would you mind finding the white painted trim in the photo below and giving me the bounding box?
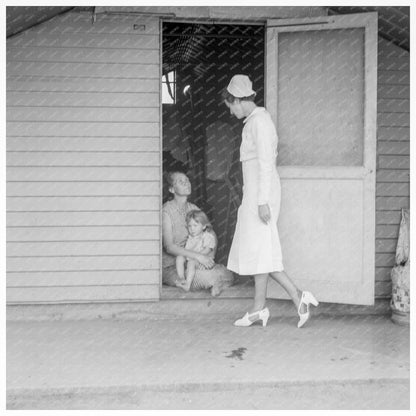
[158,17,163,298]
[162,18,265,26]
[362,14,378,304]
[265,27,278,128]
[267,12,377,31]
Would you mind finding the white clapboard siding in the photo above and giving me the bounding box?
[376,211,403,225]
[377,99,409,113]
[7,62,159,78]
[376,183,409,197]
[7,225,159,241]
[7,107,159,122]
[7,166,159,181]
[7,286,160,304]
[7,92,159,107]
[7,122,159,137]
[377,113,409,127]
[378,155,410,170]
[7,181,160,196]
[378,85,409,99]
[376,225,400,239]
[7,77,159,93]
[375,281,392,298]
[377,57,409,71]
[376,253,396,268]
[17,13,160,34]
[9,33,159,49]
[6,12,161,303]
[7,196,159,211]
[378,71,409,85]
[6,47,159,64]
[6,270,159,287]
[376,197,410,211]
[378,127,409,141]
[7,211,159,227]
[7,256,159,273]
[376,170,409,183]
[7,196,159,212]
[6,137,160,152]
[376,268,392,282]
[7,152,159,166]
[376,239,399,253]
[375,39,410,297]
[377,141,409,155]
[7,240,159,257]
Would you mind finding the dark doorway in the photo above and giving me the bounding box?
[162,21,265,267]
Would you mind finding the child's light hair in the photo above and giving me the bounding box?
[186,209,212,231]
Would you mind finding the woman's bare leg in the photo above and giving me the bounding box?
[269,270,306,313]
[184,260,197,291]
[175,255,186,284]
[250,273,269,313]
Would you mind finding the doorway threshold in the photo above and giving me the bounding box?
[161,285,254,300]
[161,275,254,300]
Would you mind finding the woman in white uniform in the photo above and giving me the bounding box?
[223,74,318,328]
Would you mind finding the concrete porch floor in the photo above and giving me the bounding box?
[6,311,410,409]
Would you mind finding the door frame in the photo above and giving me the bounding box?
[159,18,266,297]
[159,13,378,304]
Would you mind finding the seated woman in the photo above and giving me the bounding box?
[162,171,234,296]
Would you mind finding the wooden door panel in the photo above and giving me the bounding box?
[273,179,366,304]
[266,13,377,305]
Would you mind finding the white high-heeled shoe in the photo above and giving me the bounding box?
[234,307,270,327]
[297,291,319,328]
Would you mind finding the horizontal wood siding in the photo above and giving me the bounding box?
[375,38,410,298]
[6,12,161,303]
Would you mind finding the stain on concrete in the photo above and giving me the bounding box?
[225,347,247,360]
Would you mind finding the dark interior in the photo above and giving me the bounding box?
[162,22,265,268]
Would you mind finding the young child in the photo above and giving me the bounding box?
[176,209,216,292]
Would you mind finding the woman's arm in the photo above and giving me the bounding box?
[254,114,277,205]
[199,246,214,256]
[254,114,277,224]
[162,212,215,268]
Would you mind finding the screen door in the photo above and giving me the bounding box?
[266,13,377,304]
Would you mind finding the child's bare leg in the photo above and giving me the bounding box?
[184,260,197,291]
[175,255,186,286]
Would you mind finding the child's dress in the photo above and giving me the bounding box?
[185,231,216,269]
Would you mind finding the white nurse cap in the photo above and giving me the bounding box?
[226,74,256,98]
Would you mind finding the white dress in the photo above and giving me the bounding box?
[227,107,284,275]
